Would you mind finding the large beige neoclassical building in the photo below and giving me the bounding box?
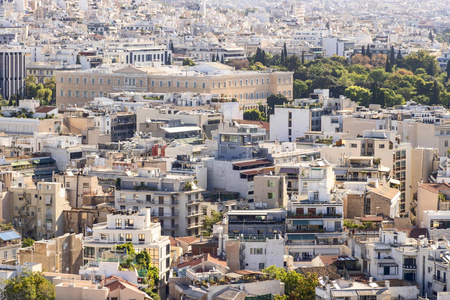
[56,62,293,110]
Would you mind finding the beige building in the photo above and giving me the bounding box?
[54,172,104,208]
[253,175,287,209]
[27,62,81,84]
[10,177,71,240]
[18,233,84,273]
[416,183,450,227]
[56,64,293,110]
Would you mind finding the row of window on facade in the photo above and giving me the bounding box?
[60,76,291,88]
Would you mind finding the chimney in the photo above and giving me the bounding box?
[385,280,390,288]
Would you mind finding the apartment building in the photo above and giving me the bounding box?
[0,230,21,264]
[284,159,345,260]
[83,208,171,284]
[0,48,26,100]
[18,233,83,274]
[10,177,70,240]
[253,175,287,209]
[114,168,204,237]
[270,106,325,142]
[56,63,293,110]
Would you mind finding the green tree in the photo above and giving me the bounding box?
[263,266,318,300]
[1,271,55,300]
[202,210,223,236]
[429,31,434,42]
[22,238,35,248]
[447,60,450,82]
[136,250,151,269]
[293,79,309,99]
[244,109,266,121]
[266,94,289,115]
[390,46,396,66]
[284,55,301,71]
[116,242,136,255]
[182,58,195,66]
[403,50,440,76]
[36,88,52,106]
[385,57,392,73]
[43,77,56,101]
[361,45,365,56]
[344,86,372,107]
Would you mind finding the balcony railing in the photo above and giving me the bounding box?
[433,275,446,283]
[288,213,342,219]
[403,264,416,269]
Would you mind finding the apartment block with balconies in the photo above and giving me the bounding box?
[10,176,70,240]
[114,167,204,237]
[83,208,171,284]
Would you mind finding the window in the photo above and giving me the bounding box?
[259,263,265,270]
[83,183,89,188]
[126,233,132,241]
[68,90,72,97]
[139,234,145,242]
[84,247,95,258]
[100,234,107,240]
[91,78,95,84]
[185,82,188,88]
[108,78,111,85]
[446,141,448,147]
[176,81,180,87]
[125,219,134,227]
[60,77,63,83]
[60,91,64,97]
[115,219,122,228]
[160,80,163,87]
[194,82,197,88]
[119,233,124,241]
[168,81,171,87]
[350,143,357,148]
[75,77,79,84]
[268,192,274,199]
[202,82,205,89]
[151,80,154,86]
[99,78,103,84]
[68,77,71,83]
[379,144,385,149]
[268,180,275,187]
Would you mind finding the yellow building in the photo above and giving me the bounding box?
[56,63,293,110]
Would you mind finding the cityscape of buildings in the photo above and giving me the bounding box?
[0,0,448,299]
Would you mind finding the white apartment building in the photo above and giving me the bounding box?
[270,106,324,142]
[114,168,204,237]
[83,208,171,284]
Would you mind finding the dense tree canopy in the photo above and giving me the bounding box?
[243,108,266,121]
[1,271,55,300]
[263,266,318,300]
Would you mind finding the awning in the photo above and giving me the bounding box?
[309,220,323,225]
[334,169,347,176]
[292,220,323,226]
[12,161,30,167]
[293,220,308,226]
[432,281,445,292]
[0,230,21,241]
[357,290,377,296]
[331,290,358,297]
[378,262,398,267]
[279,167,300,174]
[33,158,55,165]
[287,234,316,240]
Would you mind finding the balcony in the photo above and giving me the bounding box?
[187,223,200,229]
[187,200,201,206]
[163,224,179,230]
[403,264,416,269]
[433,275,446,283]
[187,211,202,217]
[156,212,179,218]
[287,213,342,219]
